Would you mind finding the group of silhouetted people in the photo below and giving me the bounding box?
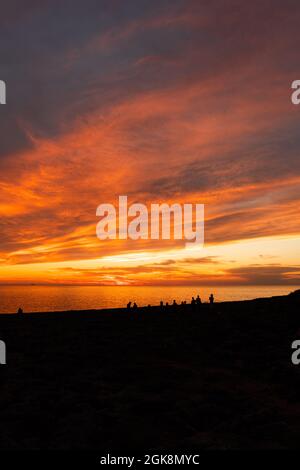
[191,295,202,306]
[16,294,215,316]
[126,293,215,311]
[127,301,138,311]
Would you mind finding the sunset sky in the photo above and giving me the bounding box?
[0,0,300,286]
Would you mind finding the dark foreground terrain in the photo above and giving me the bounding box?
[0,291,300,450]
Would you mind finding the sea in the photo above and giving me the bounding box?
[0,285,298,314]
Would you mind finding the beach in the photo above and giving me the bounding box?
[0,284,298,314]
[0,291,300,450]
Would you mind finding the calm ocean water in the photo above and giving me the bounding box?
[0,285,298,314]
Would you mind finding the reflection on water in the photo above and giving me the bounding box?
[0,285,298,314]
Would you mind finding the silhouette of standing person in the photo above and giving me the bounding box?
[209,293,214,305]
[196,295,202,305]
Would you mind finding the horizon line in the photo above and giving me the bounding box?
[0,283,299,287]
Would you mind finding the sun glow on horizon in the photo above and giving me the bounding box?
[0,234,299,286]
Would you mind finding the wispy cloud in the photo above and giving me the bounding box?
[0,0,300,284]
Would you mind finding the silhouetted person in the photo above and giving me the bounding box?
[196,295,202,305]
[160,301,164,308]
[17,307,23,315]
[133,302,138,310]
[172,300,177,307]
[209,293,214,304]
[191,297,196,306]
[127,301,132,310]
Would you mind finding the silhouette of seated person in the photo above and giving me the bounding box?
[191,297,196,306]
[160,301,164,308]
[172,300,177,307]
[127,301,132,310]
[196,295,202,305]
[17,307,23,315]
[209,293,214,304]
[132,302,138,310]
